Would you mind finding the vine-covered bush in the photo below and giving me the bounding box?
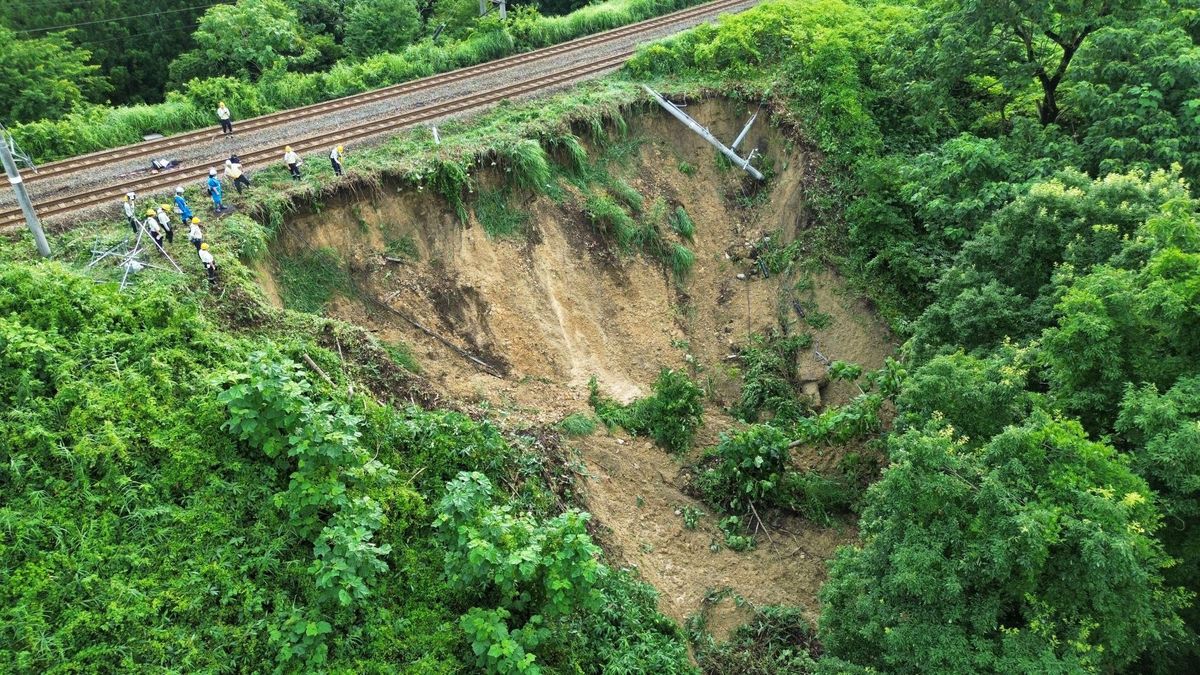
[435,471,604,673]
[590,368,705,453]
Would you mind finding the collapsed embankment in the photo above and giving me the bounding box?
[254,98,895,633]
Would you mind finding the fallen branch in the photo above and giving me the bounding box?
[363,293,504,378]
[301,352,336,387]
[749,501,776,550]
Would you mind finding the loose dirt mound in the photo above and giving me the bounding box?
[259,99,894,635]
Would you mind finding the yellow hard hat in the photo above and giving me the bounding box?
[191,217,200,223]
[219,101,225,106]
[200,243,209,251]
[337,145,344,153]
[159,204,169,210]
[285,146,292,152]
[146,208,156,216]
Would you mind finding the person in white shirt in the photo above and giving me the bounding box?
[144,209,164,250]
[188,218,204,252]
[198,243,217,283]
[217,102,233,135]
[330,145,345,177]
[283,146,301,180]
[121,192,138,234]
[155,204,174,244]
[225,156,250,193]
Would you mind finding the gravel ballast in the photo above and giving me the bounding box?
[1,1,760,222]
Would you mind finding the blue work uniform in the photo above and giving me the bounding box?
[174,194,193,221]
[207,176,225,211]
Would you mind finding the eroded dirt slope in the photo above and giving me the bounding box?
[258,99,894,633]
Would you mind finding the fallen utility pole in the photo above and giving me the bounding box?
[0,132,50,257]
[642,85,764,180]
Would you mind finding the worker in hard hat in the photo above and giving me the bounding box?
[198,242,217,283]
[121,192,138,234]
[188,217,204,252]
[207,168,226,213]
[144,208,164,250]
[155,204,175,244]
[225,156,251,194]
[330,145,345,177]
[283,146,302,181]
[173,186,193,223]
[217,101,233,136]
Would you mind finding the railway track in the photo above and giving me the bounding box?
[0,53,636,229]
[20,0,748,187]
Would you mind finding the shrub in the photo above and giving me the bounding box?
[557,412,597,436]
[734,331,813,424]
[694,605,823,674]
[435,472,605,672]
[589,369,705,454]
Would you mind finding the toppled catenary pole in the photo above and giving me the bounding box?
[642,85,764,180]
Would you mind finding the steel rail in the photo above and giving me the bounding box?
[0,53,632,229]
[21,0,748,184]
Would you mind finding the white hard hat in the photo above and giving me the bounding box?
[125,192,135,200]
[175,187,184,194]
[209,168,217,176]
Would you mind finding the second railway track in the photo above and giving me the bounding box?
[0,53,633,229]
[20,0,749,186]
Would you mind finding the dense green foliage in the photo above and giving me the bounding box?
[820,414,1188,672]
[0,0,211,110]
[589,369,705,454]
[3,0,710,161]
[0,26,106,124]
[636,0,1200,668]
[0,261,694,671]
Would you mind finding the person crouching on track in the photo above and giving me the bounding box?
[173,186,193,224]
[330,145,345,177]
[217,101,233,136]
[144,209,165,250]
[225,157,250,193]
[122,192,138,234]
[283,146,302,180]
[189,217,204,252]
[198,243,217,284]
[155,204,175,244]
[207,168,226,212]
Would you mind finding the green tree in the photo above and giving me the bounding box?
[895,344,1040,445]
[0,0,208,108]
[0,27,106,123]
[1117,376,1200,669]
[820,413,1189,672]
[908,168,1189,361]
[1064,14,1200,181]
[1042,197,1200,432]
[344,0,422,59]
[168,0,307,83]
[943,0,1146,124]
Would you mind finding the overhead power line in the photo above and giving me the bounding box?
[13,2,224,35]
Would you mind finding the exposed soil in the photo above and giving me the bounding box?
[257,99,895,638]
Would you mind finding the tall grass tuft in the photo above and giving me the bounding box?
[429,158,474,223]
[500,139,552,193]
[585,193,637,250]
[473,188,528,238]
[669,243,695,282]
[551,133,589,173]
[669,206,695,241]
[609,178,643,214]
